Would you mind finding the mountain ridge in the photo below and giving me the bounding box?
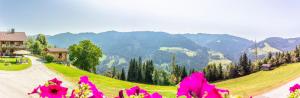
[46,31,300,73]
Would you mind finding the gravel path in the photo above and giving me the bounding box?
[254,77,300,98]
[0,56,73,98]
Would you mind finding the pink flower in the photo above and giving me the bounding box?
[49,78,62,86]
[115,90,124,98]
[40,85,68,98]
[177,72,228,98]
[28,85,41,95]
[72,76,104,98]
[70,90,75,98]
[125,86,150,97]
[116,86,163,98]
[150,92,162,98]
[290,84,300,93]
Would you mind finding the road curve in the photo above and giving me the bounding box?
[0,56,73,98]
[254,76,300,98]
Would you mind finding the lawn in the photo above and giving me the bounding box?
[215,62,300,97]
[0,57,32,71]
[45,62,300,98]
[45,63,177,98]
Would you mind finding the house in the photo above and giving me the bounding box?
[0,29,27,56]
[261,64,272,71]
[44,48,68,62]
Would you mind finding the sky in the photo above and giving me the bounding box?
[0,0,300,41]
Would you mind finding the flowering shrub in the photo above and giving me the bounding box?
[28,78,68,98]
[289,84,300,98]
[115,86,162,98]
[29,72,236,98]
[70,76,105,98]
[177,72,229,98]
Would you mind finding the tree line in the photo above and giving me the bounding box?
[203,45,300,82]
[106,55,195,86]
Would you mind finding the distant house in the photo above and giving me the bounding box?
[44,48,68,62]
[261,64,272,71]
[0,29,27,56]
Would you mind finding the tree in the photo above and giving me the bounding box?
[181,66,188,81]
[267,52,273,60]
[32,41,43,55]
[36,34,48,47]
[144,60,154,83]
[127,59,135,81]
[152,69,160,85]
[112,66,116,78]
[286,52,292,63]
[68,40,102,73]
[25,37,35,52]
[120,68,126,80]
[239,53,251,75]
[218,63,223,79]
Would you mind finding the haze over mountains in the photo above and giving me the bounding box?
[46,31,300,73]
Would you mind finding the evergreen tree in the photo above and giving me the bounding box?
[145,60,154,83]
[120,68,126,80]
[239,53,250,75]
[112,66,116,78]
[152,69,160,85]
[218,63,223,79]
[127,59,135,81]
[181,66,188,81]
[267,52,273,60]
[286,52,292,63]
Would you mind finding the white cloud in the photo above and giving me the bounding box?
[1,0,300,40]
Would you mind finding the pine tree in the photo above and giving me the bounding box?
[112,66,116,78]
[152,69,160,85]
[120,68,126,80]
[239,53,250,75]
[268,52,273,60]
[127,59,133,81]
[286,52,292,63]
[145,60,154,83]
[218,63,223,80]
[181,66,187,81]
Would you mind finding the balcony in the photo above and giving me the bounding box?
[0,44,26,49]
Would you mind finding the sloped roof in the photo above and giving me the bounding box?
[46,48,68,53]
[0,32,27,41]
[262,64,271,67]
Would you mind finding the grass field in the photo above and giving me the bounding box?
[0,57,32,71]
[45,62,300,97]
[45,63,177,97]
[215,62,300,97]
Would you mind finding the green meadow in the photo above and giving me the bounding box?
[45,63,177,98]
[46,62,300,97]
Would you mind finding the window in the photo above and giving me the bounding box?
[58,53,63,59]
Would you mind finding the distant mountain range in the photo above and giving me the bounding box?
[46,31,300,73]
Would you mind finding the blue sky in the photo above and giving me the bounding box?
[0,0,300,40]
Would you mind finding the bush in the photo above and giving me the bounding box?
[45,55,54,63]
[4,62,11,66]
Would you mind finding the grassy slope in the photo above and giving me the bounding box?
[0,58,31,71]
[45,63,177,97]
[46,62,300,97]
[215,63,300,97]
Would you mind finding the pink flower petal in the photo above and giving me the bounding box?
[28,85,41,95]
[49,78,62,86]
